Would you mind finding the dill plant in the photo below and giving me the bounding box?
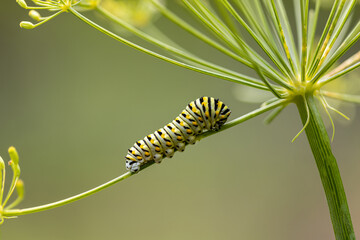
[1,0,359,239]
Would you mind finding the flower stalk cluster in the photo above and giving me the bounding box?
[17,0,80,29]
[0,147,25,224]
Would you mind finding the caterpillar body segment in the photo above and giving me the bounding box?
[125,96,231,173]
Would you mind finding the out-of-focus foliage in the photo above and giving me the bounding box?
[99,0,164,28]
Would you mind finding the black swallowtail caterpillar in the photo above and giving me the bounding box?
[125,96,231,173]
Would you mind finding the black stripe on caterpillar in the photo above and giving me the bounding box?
[125,96,231,173]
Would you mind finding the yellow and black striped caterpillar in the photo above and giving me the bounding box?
[125,96,231,173]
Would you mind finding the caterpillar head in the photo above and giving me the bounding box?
[214,107,231,130]
[126,159,141,173]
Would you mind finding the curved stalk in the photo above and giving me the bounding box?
[95,6,266,89]
[68,8,267,90]
[2,98,288,218]
[295,94,355,240]
[151,0,286,84]
[2,172,132,217]
[198,98,289,140]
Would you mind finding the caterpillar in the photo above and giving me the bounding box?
[125,96,231,173]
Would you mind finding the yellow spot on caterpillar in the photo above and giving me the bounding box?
[177,136,182,140]
[166,142,172,146]
[155,147,161,152]
[187,129,192,134]
[137,156,142,160]
[145,152,150,156]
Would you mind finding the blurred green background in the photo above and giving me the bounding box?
[1,1,359,239]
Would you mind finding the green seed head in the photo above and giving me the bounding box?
[16,179,25,198]
[16,0,27,9]
[0,155,4,171]
[8,146,19,165]
[20,21,35,29]
[29,10,41,21]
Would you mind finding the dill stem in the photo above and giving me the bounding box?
[295,94,355,240]
[1,98,287,218]
[2,172,132,217]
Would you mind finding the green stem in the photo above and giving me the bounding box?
[2,171,133,217]
[68,8,266,90]
[295,94,355,240]
[198,98,289,140]
[1,98,288,218]
[95,6,266,90]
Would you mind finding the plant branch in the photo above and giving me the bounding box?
[295,94,355,240]
[2,98,289,217]
[198,98,289,140]
[307,0,341,77]
[300,0,309,82]
[2,171,133,217]
[318,50,360,86]
[270,0,296,76]
[222,0,295,82]
[95,6,266,89]
[67,8,270,89]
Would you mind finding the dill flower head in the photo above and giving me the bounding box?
[17,0,79,29]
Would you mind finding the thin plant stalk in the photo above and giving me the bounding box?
[295,94,355,240]
[2,172,132,217]
[307,0,340,76]
[2,98,287,217]
[68,8,267,90]
[222,0,295,81]
[270,0,297,75]
[95,6,266,89]
[317,50,360,86]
